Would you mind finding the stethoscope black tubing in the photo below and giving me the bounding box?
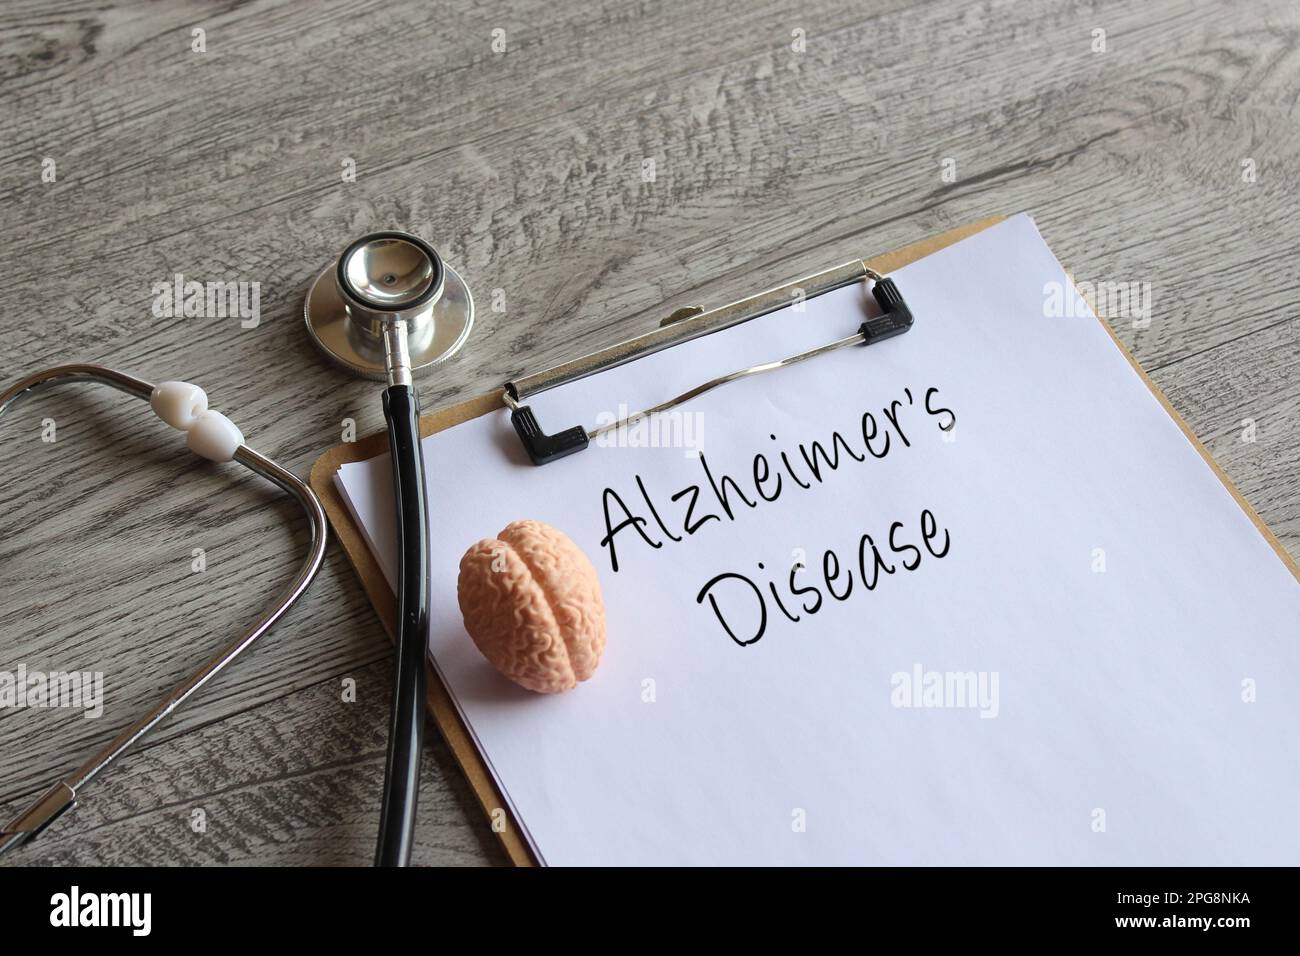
[375,383,430,866]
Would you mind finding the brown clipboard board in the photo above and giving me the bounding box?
[309,215,1300,867]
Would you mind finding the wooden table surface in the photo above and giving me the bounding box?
[1,0,1295,866]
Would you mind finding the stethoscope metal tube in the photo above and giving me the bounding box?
[0,364,328,857]
[306,231,473,866]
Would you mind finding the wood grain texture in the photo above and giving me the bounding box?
[1,0,1296,865]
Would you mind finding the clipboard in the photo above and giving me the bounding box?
[309,214,1299,867]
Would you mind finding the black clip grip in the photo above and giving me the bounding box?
[859,277,914,343]
[510,403,590,465]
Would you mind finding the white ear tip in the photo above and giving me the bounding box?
[187,410,244,462]
[151,381,208,430]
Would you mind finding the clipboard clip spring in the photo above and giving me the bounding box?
[503,262,914,465]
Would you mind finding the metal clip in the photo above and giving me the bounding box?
[503,260,912,466]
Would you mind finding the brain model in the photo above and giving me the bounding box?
[457,520,606,693]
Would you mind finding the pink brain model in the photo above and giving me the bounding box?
[457,520,607,694]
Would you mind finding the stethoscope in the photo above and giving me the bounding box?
[0,231,471,867]
[305,231,474,866]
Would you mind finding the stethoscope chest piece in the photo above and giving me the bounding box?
[305,231,474,380]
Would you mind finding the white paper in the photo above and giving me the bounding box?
[337,215,1300,865]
